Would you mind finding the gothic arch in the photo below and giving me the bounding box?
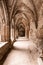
[0,0,10,42]
[14,14,30,38]
[12,2,38,28]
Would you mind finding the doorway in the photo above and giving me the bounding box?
[18,24,25,37]
[18,26,25,37]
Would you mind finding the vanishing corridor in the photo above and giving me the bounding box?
[0,0,43,65]
[3,37,43,65]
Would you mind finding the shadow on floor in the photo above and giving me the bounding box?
[0,48,13,65]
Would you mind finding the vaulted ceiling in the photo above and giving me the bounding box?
[1,0,43,29]
[5,0,43,14]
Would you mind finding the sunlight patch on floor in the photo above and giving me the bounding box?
[3,37,43,65]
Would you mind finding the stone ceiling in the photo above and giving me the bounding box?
[3,0,43,29]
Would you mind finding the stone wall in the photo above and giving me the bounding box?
[0,1,9,42]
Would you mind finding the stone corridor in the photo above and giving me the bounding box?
[0,0,43,65]
[3,37,43,65]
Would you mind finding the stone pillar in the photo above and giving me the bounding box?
[0,32,1,42]
[1,21,5,42]
[29,21,37,42]
[14,22,16,42]
[27,26,30,38]
[11,18,16,43]
[0,22,1,42]
[10,18,15,42]
[25,26,29,39]
[25,27,27,38]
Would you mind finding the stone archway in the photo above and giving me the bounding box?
[0,1,9,42]
[11,1,38,41]
[15,16,30,39]
[16,22,25,37]
[18,27,25,37]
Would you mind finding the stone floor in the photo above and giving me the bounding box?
[3,37,43,65]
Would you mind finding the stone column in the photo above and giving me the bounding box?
[25,27,27,38]
[25,26,29,39]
